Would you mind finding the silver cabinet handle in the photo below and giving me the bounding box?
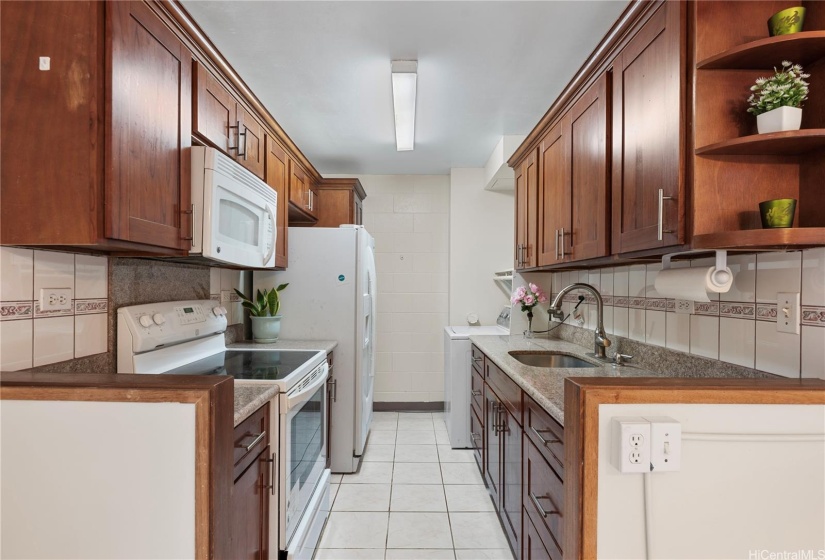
[498,407,509,435]
[529,492,560,518]
[228,121,246,159]
[471,390,482,397]
[657,188,675,241]
[181,204,194,245]
[239,431,266,452]
[515,244,522,268]
[555,229,560,260]
[559,228,565,259]
[471,356,482,363]
[327,378,337,402]
[531,426,561,447]
[263,452,276,495]
[490,402,501,435]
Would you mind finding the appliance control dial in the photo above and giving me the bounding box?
[152,313,166,325]
[138,315,153,328]
[219,306,227,315]
[212,307,223,317]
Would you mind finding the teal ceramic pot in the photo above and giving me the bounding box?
[251,315,282,343]
[768,7,805,36]
[759,199,797,228]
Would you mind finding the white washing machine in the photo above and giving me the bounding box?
[443,308,510,449]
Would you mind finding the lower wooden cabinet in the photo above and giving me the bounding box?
[523,510,562,560]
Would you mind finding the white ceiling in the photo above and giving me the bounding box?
[181,1,630,175]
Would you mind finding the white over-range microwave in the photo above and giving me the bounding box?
[190,146,277,268]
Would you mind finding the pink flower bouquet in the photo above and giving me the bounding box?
[511,283,548,314]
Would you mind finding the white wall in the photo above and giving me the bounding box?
[351,174,451,403]
[597,403,825,559]
[448,168,514,326]
[511,248,825,379]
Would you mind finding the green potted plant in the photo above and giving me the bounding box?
[235,284,289,343]
[747,60,810,134]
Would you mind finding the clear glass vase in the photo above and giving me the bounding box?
[524,311,534,339]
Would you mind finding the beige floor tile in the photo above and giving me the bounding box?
[386,549,455,559]
[387,512,453,549]
[330,483,341,505]
[318,512,389,549]
[398,412,432,420]
[454,549,514,560]
[315,549,386,560]
[330,474,344,484]
[396,430,437,445]
[444,485,494,512]
[398,417,435,431]
[440,463,484,485]
[449,512,510,549]
[363,444,396,462]
[435,431,451,445]
[374,411,399,420]
[369,431,398,445]
[390,484,447,512]
[342,462,394,484]
[436,445,475,463]
[394,444,439,463]
[393,462,443,485]
[333,483,391,512]
[372,418,399,431]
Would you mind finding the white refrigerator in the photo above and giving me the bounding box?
[254,226,376,474]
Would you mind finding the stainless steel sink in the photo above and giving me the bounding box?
[508,351,598,368]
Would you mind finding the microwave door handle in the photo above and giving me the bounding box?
[285,364,329,411]
[263,204,276,266]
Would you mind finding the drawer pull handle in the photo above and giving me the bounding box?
[239,431,266,452]
[530,492,560,518]
[471,356,482,363]
[531,426,561,446]
[263,451,276,495]
[472,390,482,397]
[471,432,481,441]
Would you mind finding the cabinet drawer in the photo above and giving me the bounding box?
[525,395,564,478]
[485,359,522,426]
[470,345,484,375]
[470,408,484,477]
[524,437,564,554]
[523,507,562,560]
[233,402,270,480]
[471,368,484,421]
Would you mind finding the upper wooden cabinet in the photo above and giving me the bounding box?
[1,0,193,253]
[611,0,685,254]
[515,149,538,269]
[537,119,570,267]
[315,179,366,228]
[288,160,319,224]
[193,61,265,180]
[265,136,290,269]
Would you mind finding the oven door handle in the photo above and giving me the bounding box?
[284,363,329,411]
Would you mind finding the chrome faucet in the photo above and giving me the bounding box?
[548,283,611,360]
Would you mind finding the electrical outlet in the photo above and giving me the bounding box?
[39,288,72,311]
[674,299,694,314]
[611,417,651,473]
[776,292,800,334]
[645,416,682,472]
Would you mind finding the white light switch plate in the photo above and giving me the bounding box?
[645,416,681,472]
[777,292,800,334]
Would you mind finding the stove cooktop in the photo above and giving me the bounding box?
[164,349,322,380]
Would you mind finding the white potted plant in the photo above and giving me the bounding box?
[747,60,810,134]
[235,284,289,343]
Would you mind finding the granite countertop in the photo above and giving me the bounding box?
[230,339,338,426]
[469,335,660,426]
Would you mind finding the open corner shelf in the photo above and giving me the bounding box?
[697,31,825,69]
[695,129,825,156]
[692,228,825,250]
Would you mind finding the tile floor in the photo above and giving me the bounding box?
[315,412,514,560]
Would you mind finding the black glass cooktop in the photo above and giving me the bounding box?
[164,350,321,380]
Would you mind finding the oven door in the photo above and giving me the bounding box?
[200,167,276,268]
[280,362,328,547]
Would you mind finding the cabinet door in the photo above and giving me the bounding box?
[265,136,289,268]
[237,104,265,179]
[231,449,270,560]
[289,160,307,209]
[483,386,501,508]
[612,1,683,253]
[500,407,522,554]
[537,118,571,267]
[107,0,192,250]
[471,408,484,476]
[570,71,610,261]
[193,61,234,153]
[514,149,538,269]
[354,195,363,225]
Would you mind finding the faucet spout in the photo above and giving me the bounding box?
[548,282,611,360]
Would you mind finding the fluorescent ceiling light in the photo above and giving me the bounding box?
[391,60,417,152]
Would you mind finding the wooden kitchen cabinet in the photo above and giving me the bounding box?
[537,119,570,267]
[483,385,502,508]
[265,136,290,268]
[288,160,319,224]
[315,178,366,227]
[611,0,685,254]
[514,149,539,269]
[1,0,193,253]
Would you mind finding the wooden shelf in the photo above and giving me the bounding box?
[697,31,825,69]
[696,129,825,156]
[692,228,825,250]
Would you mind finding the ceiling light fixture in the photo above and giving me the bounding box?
[391,60,417,152]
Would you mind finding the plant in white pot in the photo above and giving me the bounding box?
[747,60,810,134]
[235,284,289,343]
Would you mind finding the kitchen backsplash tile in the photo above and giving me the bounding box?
[756,251,801,303]
[33,316,74,367]
[0,247,34,301]
[725,253,756,303]
[0,319,33,371]
[33,250,74,302]
[801,248,825,306]
[75,313,107,358]
[755,321,800,378]
[719,317,756,369]
[75,254,107,299]
[801,326,825,379]
[690,314,719,360]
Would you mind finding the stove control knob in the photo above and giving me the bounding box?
[138,315,153,328]
[213,307,223,317]
[152,313,166,325]
[219,306,228,316]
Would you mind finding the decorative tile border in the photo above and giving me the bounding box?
[719,302,756,320]
[801,306,825,327]
[210,293,221,303]
[756,303,778,322]
[629,297,646,309]
[693,301,719,316]
[75,298,108,315]
[613,297,629,308]
[33,301,74,318]
[0,301,33,321]
[645,298,667,311]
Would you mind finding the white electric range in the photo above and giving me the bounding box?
[117,300,330,560]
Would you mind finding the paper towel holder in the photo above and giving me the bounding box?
[661,249,732,290]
